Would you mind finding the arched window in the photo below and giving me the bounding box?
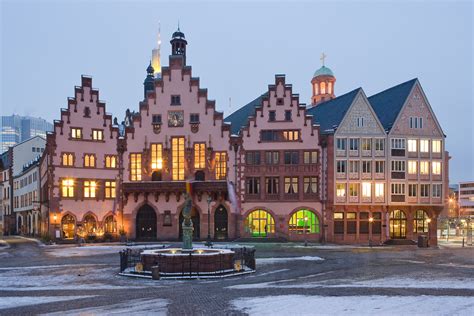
[328,82,333,94]
[389,209,407,239]
[61,214,76,239]
[314,83,319,95]
[414,210,429,233]
[289,209,320,234]
[320,82,326,94]
[104,215,117,234]
[83,214,97,235]
[245,209,275,237]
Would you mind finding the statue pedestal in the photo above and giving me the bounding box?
[182,223,194,251]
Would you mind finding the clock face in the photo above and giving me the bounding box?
[168,111,184,127]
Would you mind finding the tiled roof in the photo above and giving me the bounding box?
[368,78,417,131]
[224,93,267,135]
[307,88,361,134]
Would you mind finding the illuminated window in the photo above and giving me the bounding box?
[83,214,97,234]
[432,140,442,153]
[105,181,116,199]
[283,130,299,141]
[215,152,227,180]
[375,183,384,197]
[61,214,75,239]
[245,209,275,237]
[349,183,359,197]
[328,82,333,94]
[84,154,95,168]
[84,181,97,198]
[408,139,417,152]
[289,209,320,234]
[432,161,441,175]
[92,129,103,141]
[420,161,429,174]
[336,183,346,197]
[420,139,429,153]
[304,176,318,194]
[413,210,429,233]
[408,160,418,174]
[362,182,371,197]
[104,215,117,234]
[284,177,298,194]
[71,128,82,139]
[105,155,117,168]
[171,138,185,180]
[314,83,319,95]
[62,153,74,166]
[61,179,74,197]
[151,144,163,170]
[130,153,142,181]
[320,82,326,94]
[193,143,206,169]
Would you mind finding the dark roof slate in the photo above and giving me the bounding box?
[307,88,361,134]
[224,93,267,135]
[368,78,417,131]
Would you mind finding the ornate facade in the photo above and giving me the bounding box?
[30,28,449,244]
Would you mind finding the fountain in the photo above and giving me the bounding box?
[119,193,256,279]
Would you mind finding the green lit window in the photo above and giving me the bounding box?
[245,209,275,237]
[289,209,320,234]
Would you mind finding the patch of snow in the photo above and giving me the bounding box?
[41,298,169,316]
[0,263,110,271]
[256,256,324,265]
[231,295,474,315]
[0,295,95,310]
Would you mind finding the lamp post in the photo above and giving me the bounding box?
[369,216,374,247]
[304,216,308,247]
[52,212,58,240]
[205,195,213,247]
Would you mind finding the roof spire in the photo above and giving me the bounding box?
[151,22,162,77]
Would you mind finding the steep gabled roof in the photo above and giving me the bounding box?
[307,88,361,134]
[368,78,417,131]
[224,93,267,135]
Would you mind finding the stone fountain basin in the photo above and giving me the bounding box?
[141,248,235,274]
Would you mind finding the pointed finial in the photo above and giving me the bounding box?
[177,20,180,31]
[320,52,327,66]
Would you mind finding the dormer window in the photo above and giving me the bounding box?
[269,111,276,122]
[356,117,364,127]
[171,95,181,105]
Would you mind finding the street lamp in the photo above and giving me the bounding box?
[426,218,432,246]
[205,195,213,247]
[369,217,374,247]
[304,216,308,247]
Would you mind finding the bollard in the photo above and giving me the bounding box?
[462,237,465,247]
[151,265,160,280]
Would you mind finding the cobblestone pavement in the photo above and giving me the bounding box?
[0,236,473,315]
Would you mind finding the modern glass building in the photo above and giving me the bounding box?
[1,115,53,153]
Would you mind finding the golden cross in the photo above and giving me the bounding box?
[320,52,327,66]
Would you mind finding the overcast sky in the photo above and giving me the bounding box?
[1,0,472,183]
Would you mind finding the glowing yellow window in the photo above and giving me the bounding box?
[61,179,74,197]
[336,183,346,197]
[92,129,103,141]
[130,153,142,181]
[71,128,82,139]
[420,161,429,175]
[408,161,418,174]
[84,181,97,198]
[172,137,185,180]
[432,161,441,175]
[215,152,227,180]
[84,154,95,168]
[105,181,116,199]
[362,182,371,197]
[62,153,74,166]
[151,144,163,170]
[105,155,117,168]
[194,143,206,169]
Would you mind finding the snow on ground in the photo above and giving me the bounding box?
[231,295,474,315]
[0,296,95,310]
[227,276,474,290]
[42,298,169,316]
[0,265,148,291]
[45,243,168,257]
[256,256,324,265]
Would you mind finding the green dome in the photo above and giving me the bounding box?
[313,66,334,78]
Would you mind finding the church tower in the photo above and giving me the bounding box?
[170,26,187,65]
[151,23,162,78]
[311,53,336,106]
